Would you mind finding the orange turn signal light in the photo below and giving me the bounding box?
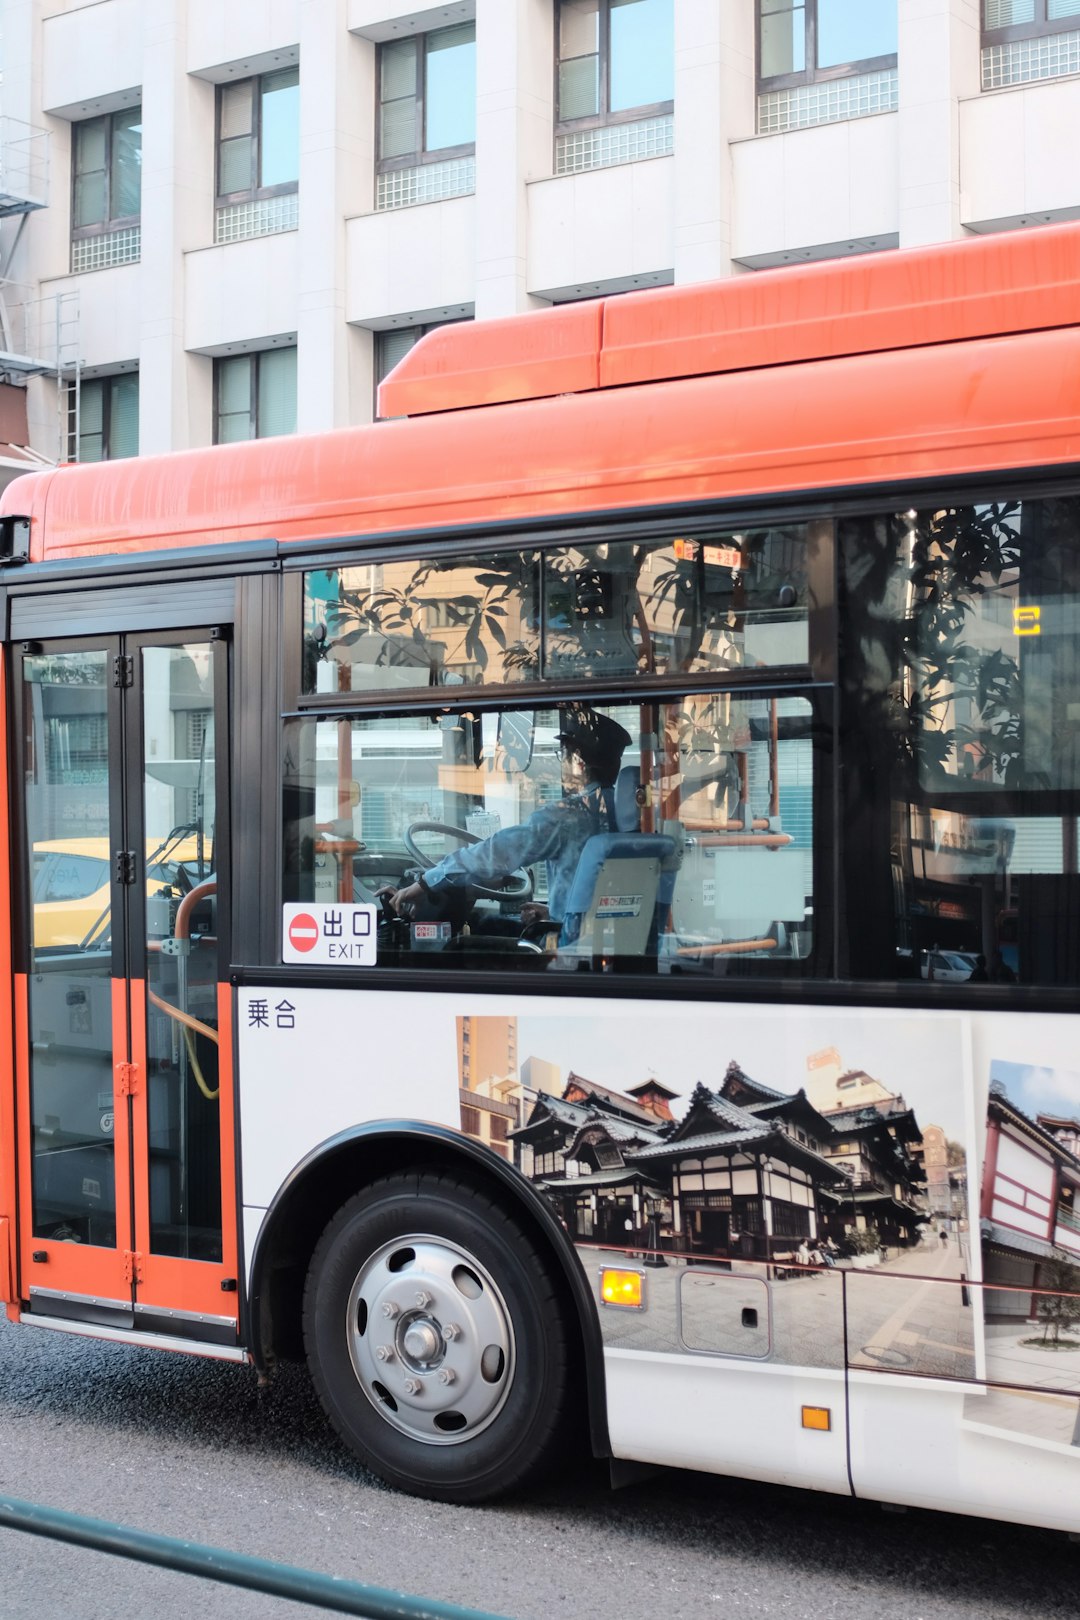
[801,1405,831,1432]
[600,1268,644,1309]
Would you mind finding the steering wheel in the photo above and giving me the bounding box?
[403,820,533,902]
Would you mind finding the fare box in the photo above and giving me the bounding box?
[282,903,378,965]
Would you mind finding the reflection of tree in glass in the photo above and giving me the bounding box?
[841,502,1038,789]
[904,502,1030,788]
[311,555,539,687]
[645,530,794,673]
[308,530,804,687]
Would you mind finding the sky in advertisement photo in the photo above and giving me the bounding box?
[990,1058,1080,1120]
[518,1005,968,1141]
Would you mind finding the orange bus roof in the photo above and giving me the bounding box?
[3,222,1079,566]
[378,219,1080,415]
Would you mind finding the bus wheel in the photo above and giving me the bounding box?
[302,1172,572,1502]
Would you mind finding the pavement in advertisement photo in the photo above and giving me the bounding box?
[587,1233,976,1381]
[966,1322,1080,1450]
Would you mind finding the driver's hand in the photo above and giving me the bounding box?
[519,901,550,927]
[382,881,425,917]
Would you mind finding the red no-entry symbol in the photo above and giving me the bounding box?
[287,912,320,954]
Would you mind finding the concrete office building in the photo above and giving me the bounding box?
[0,0,1078,469]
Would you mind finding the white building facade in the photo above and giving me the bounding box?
[1,0,1078,464]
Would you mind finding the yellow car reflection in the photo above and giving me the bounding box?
[32,837,207,950]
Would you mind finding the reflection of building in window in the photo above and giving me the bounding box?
[305,532,809,695]
[841,496,1080,989]
[423,599,457,629]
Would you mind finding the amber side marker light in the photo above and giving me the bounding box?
[801,1406,831,1432]
[600,1269,644,1309]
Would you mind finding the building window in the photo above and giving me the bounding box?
[71,107,141,272]
[982,1,1080,87]
[214,348,296,443]
[376,25,476,210]
[215,68,299,244]
[757,0,898,134]
[70,373,139,462]
[555,0,674,175]
[374,321,469,418]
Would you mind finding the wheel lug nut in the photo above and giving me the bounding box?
[375,1345,394,1363]
[437,1367,456,1386]
[403,1377,422,1396]
[381,1301,400,1320]
[442,1322,461,1342]
[415,1291,433,1309]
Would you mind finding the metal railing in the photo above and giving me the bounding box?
[0,1493,510,1620]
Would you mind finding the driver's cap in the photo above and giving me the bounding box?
[555,705,632,762]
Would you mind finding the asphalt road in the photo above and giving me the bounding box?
[0,1315,1076,1620]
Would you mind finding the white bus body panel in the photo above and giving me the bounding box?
[237,988,1080,1529]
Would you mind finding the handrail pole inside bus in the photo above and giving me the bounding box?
[769,697,780,822]
[337,710,355,903]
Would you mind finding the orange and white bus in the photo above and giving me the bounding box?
[1,220,1079,1522]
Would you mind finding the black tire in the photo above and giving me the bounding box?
[302,1171,573,1502]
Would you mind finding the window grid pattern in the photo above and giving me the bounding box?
[554,112,674,176]
[981,30,1080,86]
[71,226,140,273]
[214,193,299,245]
[757,67,898,133]
[376,155,475,211]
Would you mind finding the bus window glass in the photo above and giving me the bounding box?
[22,650,117,1247]
[304,552,541,693]
[141,642,223,1264]
[281,692,817,975]
[901,499,1080,795]
[840,495,1080,986]
[541,529,808,678]
[303,528,808,694]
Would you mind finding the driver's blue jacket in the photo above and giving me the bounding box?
[421,784,613,924]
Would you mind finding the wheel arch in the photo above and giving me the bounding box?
[245,1121,610,1459]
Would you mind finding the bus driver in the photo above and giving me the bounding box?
[384,705,632,934]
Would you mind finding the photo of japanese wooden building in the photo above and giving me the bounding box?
[817,1094,928,1251]
[631,1068,846,1264]
[964,1061,1080,1453]
[511,1056,929,1269]
[981,1072,1080,1320]
[511,1072,675,1249]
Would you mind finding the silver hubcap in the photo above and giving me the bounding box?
[346,1235,515,1446]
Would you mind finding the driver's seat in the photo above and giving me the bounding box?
[558,767,680,959]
